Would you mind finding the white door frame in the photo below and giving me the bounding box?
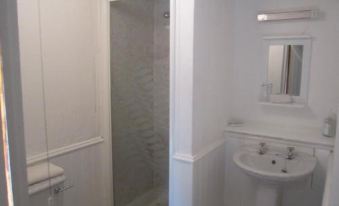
[97,0,114,206]
[0,0,29,205]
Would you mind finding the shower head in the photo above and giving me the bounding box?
[163,11,170,19]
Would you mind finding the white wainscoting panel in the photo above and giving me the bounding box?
[172,139,226,206]
[48,142,105,206]
[27,138,105,206]
[193,145,225,206]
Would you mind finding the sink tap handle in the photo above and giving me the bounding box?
[287,146,295,152]
[287,146,296,160]
[258,142,268,155]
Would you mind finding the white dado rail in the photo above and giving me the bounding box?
[225,122,335,151]
[27,136,104,166]
[173,138,225,163]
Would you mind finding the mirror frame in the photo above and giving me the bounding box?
[262,35,312,106]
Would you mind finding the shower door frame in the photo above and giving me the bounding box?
[96,1,114,206]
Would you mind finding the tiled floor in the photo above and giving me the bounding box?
[126,186,168,206]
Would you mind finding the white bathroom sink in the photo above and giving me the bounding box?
[233,149,317,183]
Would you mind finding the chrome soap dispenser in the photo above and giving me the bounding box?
[322,110,337,138]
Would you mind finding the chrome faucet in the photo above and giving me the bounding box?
[258,142,268,155]
[286,147,296,160]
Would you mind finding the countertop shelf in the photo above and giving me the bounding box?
[225,122,335,150]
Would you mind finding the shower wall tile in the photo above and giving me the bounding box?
[111,0,169,205]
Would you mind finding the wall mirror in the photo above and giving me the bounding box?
[261,36,312,106]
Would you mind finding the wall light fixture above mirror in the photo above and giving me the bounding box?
[260,35,312,107]
[257,9,317,22]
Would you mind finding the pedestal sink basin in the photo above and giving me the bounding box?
[233,147,317,206]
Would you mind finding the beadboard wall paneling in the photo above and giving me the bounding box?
[28,143,105,206]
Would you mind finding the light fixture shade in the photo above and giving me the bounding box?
[257,9,316,22]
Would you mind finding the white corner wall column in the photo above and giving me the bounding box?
[170,0,195,205]
[170,0,231,205]
[0,0,29,205]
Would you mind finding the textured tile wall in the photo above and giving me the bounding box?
[111,1,155,205]
[110,0,169,205]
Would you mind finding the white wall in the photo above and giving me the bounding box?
[192,0,233,205]
[177,0,339,205]
[18,0,99,156]
[231,0,339,128]
[17,0,108,205]
[171,0,233,205]
[17,0,47,156]
[192,0,234,153]
[224,1,339,206]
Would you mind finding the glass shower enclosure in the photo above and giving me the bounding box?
[110,0,170,205]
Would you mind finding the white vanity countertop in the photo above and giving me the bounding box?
[225,122,335,150]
